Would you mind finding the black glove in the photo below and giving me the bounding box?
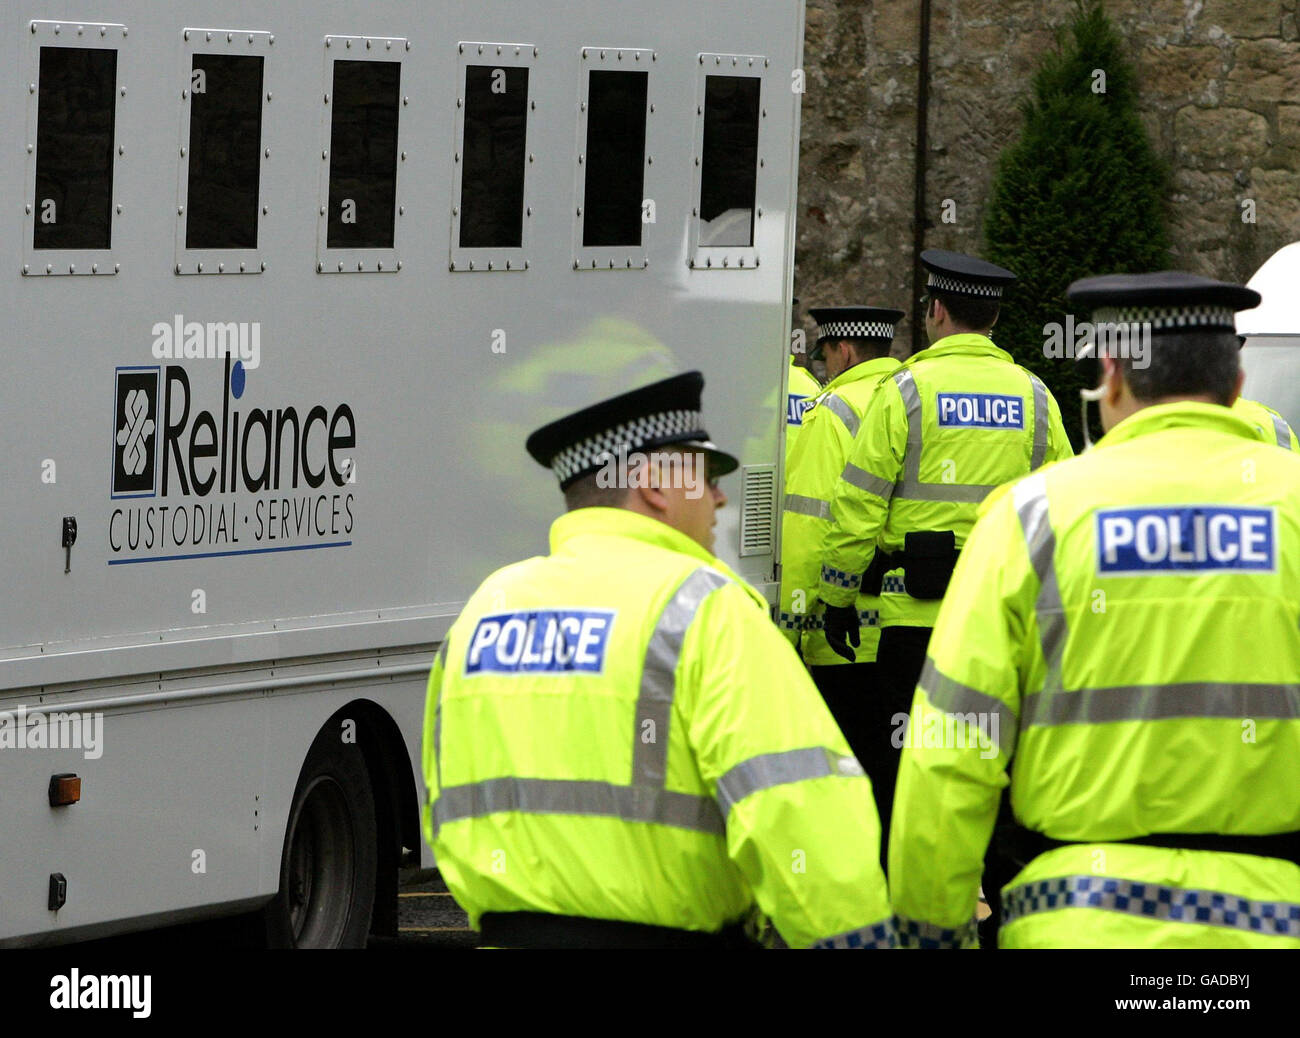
[822,604,860,663]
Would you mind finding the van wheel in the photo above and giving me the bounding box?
[264,731,377,948]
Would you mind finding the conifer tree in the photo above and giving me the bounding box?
[983,0,1170,448]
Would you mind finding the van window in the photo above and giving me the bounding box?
[458,65,529,249]
[697,75,760,249]
[185,54,264,249]
[581,70,648,248]
[327,60,401,249]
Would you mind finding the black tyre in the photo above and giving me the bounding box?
[263,727,377,948]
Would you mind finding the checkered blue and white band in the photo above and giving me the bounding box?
[818,321,896,340]
[1091,305,1237,331]
[927,272,1004,298]
[549,408,706,484]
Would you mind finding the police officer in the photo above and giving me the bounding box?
[778,307,903,828]
[1229,336,1299,449]
[818,250,1072,856]
[422,371,894,949]
[890,272,1300,948]
[786,297,823,459]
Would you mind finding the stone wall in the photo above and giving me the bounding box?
[797,0,1300,348]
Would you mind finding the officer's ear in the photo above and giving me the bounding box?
[1101,355,1125,406]
[1227,367,1245,408]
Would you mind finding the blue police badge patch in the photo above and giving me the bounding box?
[465,610,615,674]
[787,393,813,426]
[936,393,1025,429]
[1096,506,1276,575]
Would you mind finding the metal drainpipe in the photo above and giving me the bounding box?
[910,0,933,356]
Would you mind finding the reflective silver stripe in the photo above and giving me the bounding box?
[1028,372,1049,469]
[893,479,998,503]
[714,746,863,820]
[841,462,895,501]
[819,392,860,438]
[894,369,923,487]
[433,640,450,790]
[1021,681,1300,729]
[633,567,731,786]
[1014,473,1067,695]
[1003,874,1300,938]
[918,656,1018,752]
[431,778,725,837]
[784,493,831,520]
[1273,414,1291,449]
[894,913,977,949]
[811,919,898,949]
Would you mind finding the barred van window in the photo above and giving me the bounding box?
[459,65,529,249]
[327,60,401,249]
[185,54,264,250]
[582,70,648,248]
[34,46,118,250]
[698,75,760,249]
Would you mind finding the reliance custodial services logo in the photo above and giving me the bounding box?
[112,367,159,497]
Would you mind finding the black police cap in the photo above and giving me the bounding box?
[525,371,740,490]
[921,249,1016,298]
[1066,271,1261,333]
[809,306,906,343]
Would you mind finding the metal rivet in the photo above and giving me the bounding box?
[399,205,405,215]
[227,32,233,43]
[180,146,186,156]
[266,92,272,102]
[46,263,52,273]
[324,93,330,103]
[526,206,532,216]
[458,43,464,54]
[403,96,409,105]
[529,154,534,163]
[649,104,655,113]
[450,261,456,271]
[22,264,29,274]
[265,147,270,157]
[757,207,764,217]
[523,260,530,270]
[28,83,35,94]
[205,31,212,42]
[338,261,345,271]
[723,258,729,267]
[647,156,653,165]
[453,206,459,216]
[488,261,494,270]
[269,35,275,44]
[578,155,584,165]
[576,207,582,216]
[69,263,75,273]
[182,89,188,100]
[346,39,352,48]
[530,100,536,110]
[689,259,695,268]
[699,55,704,64]
[401,151,406,160]
[317,262,324,272]
[262,205,269,215]
[26,145,32,153]
[496,45,502,55]
[573,260,580,270]
[322,150,328,160]
[118,145,125,155]
[325,38,331,48]
[24,204,30,214]
[357,261,364,271]
[396,260,403,269]
[366,39,371,49]
[218,262,225,272]
[759,159,765,168]
[178,205,184,215]
[114,263,120,272]
[260,261,266,271]
[319,205,326,215]
[377,260,383,271]
[468,260,475,270]
[477,44,483,54]
[116,204,122,214]
[120,87,126,96]
[240,262,247,272]
[196,262,203,272]
[184,30,190,41]
[91,262,98,273]
[505,260,511,270]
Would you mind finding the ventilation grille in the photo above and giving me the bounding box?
[739,464,776,557]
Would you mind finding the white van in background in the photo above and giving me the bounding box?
[1238,242,1300,427]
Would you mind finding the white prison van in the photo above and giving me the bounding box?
[1239,242,1300,428]
[0,0,805,945]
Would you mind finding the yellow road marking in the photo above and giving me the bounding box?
[399,891,455,898]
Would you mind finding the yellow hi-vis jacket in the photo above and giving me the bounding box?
[819,334,1072,629]
[786,355,822,461]
[422,507,894,949]
[779,356,900,665]
[889,402,1300,948]
[1232,396,1300,451]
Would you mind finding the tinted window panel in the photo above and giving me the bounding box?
[582,70,648,248]
[327,60,401,249]
[34,46,117,250]
[698,75,760,248]
[459,65,529,249]
[186,54,264,249]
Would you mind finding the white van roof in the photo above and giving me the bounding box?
[1238,241,1300,335]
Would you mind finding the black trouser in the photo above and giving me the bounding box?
[810,659,906,872]
[872,626,934,870]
